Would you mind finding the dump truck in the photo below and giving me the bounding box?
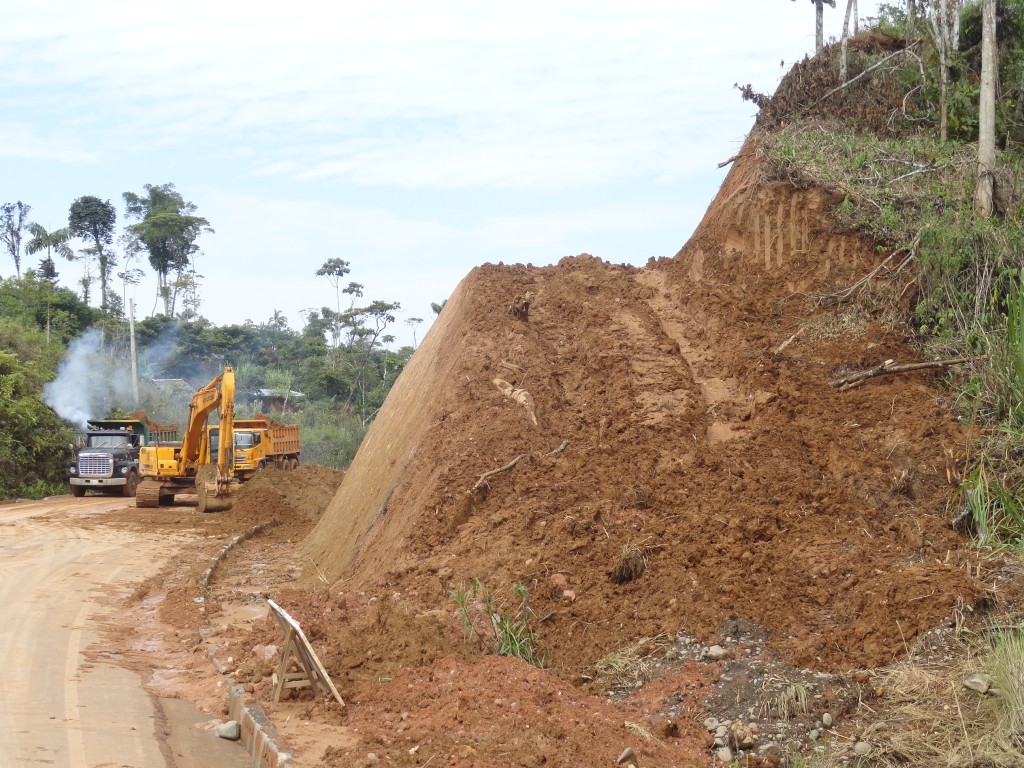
[69,415,179,498]
[136,367,240,513]
[208,413,301,481]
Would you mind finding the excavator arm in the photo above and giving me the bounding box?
[181,371,227,467]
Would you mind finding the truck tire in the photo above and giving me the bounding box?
[70,485,86,498]
[257,460,266,471]
[290,457,300,471]
[122,471,139,497]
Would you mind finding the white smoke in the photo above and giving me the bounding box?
[44,324,188,431]
[43,329,132,430]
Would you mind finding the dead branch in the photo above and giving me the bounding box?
[473,454,527,490]
[544,439,570,456]
[831,356,987,391]
[816,233,920,305]
[718,153,751,168]
[818,47,911,103]
[773,328,805,356]
[472,439,568,491]
[889,163,945,184]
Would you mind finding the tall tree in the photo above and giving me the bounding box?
[840,0,856,81]
[793,0,837,53]
[315,258,351,346]
[25,223,74,282]
[68,196,117,309]
[122,183,212,316]
[928,0,964,144]
[1,201,31,277]
[975,0,997,218]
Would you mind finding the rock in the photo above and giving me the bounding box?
[366,752,379,762]
[215,720,240,741]
[703,717,719,730]
[549,573,568,587]
[729,722,754,750]
[853,741,871,756]
[714,737,725,747]
[707,645,729,660]
[252,643,279,661]
[616,747,637,765]
[963,673,991,694]
[809,729,820,741]
[562,589,577,602]
[822,712,833,727]
[716,746,734,763]
[715,725,728,739]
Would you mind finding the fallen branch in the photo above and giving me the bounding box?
[818,47,911,103]
[472,439,569,491]
[831,356,986,391]
[717,153,751,168]
[773,327,805,356]
[473,454,527,490]
[544,439,570,457]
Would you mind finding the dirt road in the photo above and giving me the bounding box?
[0,495,250,768]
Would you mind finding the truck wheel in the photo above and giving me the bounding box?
[122,471,139,497]
[257,460,266,471]
[290,458,300,471]
[70,485,85,498]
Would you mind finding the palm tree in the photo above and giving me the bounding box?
[25,222,74,282]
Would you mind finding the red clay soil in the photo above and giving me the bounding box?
[302,138,982,677]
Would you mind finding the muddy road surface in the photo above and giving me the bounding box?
[0,495,250,768]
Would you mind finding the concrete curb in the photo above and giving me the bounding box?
[201,520,296,767]
[228,684,294,768]
[201,520,277,590]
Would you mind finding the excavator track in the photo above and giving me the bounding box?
[135,479,162,508]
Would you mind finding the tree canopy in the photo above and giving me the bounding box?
[122,183,212,317]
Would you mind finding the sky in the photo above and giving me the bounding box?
[2,0,884,348]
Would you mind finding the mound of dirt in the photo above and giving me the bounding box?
[237,465,345,522]
[300,139,983,682]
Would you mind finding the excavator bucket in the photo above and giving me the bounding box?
[197,477,240,514]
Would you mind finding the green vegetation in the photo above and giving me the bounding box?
[451,579,545,668]
[758,1,1024,550]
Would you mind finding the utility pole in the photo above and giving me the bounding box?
[129,298,140,405]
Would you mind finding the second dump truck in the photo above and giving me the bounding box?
[209,413,301,481]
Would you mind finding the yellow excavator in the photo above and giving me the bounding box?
[136,366,240,513]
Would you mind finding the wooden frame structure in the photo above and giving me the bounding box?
[266,598,345,707]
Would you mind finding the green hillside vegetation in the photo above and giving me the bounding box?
[749,0,1024,549]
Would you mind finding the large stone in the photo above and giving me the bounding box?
[215,720,241,741]
[729,722,755,750]
[853,741,871,756]
[963,673,991,694]
[707,645,729,660]
[716,746,734,763]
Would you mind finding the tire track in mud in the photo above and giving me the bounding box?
[635,268,765,445]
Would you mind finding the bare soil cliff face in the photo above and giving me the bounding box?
[304,141,983,679]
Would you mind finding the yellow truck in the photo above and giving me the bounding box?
[209,413,301,481]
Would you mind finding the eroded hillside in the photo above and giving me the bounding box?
[303,142,983,680]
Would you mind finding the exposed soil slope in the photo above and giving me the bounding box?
[303,142,984,681]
